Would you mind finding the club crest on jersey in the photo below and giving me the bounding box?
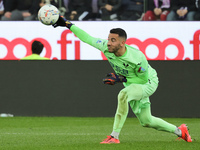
[138,67,146,72]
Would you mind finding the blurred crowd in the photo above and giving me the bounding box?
[0,0,200,21]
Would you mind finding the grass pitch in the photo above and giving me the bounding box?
[0,117,199,150]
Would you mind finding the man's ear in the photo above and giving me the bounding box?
[121,40,126,46]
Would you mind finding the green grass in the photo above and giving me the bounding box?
[0,117,199,150]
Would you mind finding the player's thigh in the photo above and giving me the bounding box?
[120,84,143,102]
[142,80,158,99]
[122,81,158,102]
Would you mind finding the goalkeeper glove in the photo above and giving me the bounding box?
[52,15,73,29]
[103,73,127,85]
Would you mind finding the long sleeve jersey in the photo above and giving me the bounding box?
[70,25,158,87]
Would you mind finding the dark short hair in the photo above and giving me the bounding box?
[110,28,127,40]
[31,40,44,54]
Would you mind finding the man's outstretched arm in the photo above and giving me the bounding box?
[53,16,95,46]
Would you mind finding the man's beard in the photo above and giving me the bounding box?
[109,44,121,53]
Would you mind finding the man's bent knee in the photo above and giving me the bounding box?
[139,119,152,128]
[125,84,143,101]
[141,122,151,127]
[118,90,128,103]
[117,90,128,115]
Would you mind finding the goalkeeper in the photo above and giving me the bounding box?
[53,16,192,143]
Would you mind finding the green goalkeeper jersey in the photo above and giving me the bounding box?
[71,25,158,87]
[20,54,50,60]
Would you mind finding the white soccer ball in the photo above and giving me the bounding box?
[38,4,59,25]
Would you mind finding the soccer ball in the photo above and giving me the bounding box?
[38,4,59,25]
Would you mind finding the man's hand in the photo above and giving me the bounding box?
[154,8,162,16]
[4,12,12,18]
[177,9,188,17]
[70,11,77,20]
[22,12,31,17]
[103,73,127,85]
[105,4,113,11]
[52,15,73,29]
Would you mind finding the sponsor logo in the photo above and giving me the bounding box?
[1,28,200,60]
[0,38,52,60]
[126,38,184,60]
